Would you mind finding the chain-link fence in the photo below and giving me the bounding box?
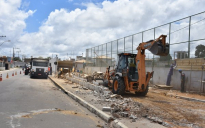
[86,11,205,68]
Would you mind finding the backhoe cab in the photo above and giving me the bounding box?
[103,35,169,96]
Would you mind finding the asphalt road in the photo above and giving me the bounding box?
[0,69,105,128]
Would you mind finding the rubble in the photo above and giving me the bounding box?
[57,75,205,128]
[82,87,89,90]
[72,86,79,88]
[102,107,111,112]
[120,112,129,117]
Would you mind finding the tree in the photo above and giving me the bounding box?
[195,44,205,58]
[46,57,51,60]
[13,57,21,61]
[159,53,172,61]
[38,56,43,59]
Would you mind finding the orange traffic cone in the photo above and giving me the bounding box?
[12,72,14,76]
[0,74,2,81]
[6,73,9,78]
[15,72,17,75]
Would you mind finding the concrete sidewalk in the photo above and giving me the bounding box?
[49,76,166,128]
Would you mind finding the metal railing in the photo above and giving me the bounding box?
[86,11,205,67]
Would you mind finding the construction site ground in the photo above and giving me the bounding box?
[50,76,205,128]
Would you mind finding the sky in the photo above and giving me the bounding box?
[0,0,205,60]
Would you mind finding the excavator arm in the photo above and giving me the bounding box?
[136,35,169,92]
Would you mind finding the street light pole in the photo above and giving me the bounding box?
[13,47,20,58]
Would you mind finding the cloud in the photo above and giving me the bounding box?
[1,0,205,59]
[0,0,35,55]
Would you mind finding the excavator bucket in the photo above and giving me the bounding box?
[148,40,169,56]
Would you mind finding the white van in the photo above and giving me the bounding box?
[30,58,49,79]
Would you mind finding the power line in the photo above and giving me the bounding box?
[168,17,205,35]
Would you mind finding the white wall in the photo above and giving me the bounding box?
[84,66,114,75]
[147,67,205,92]
[49,57,58,74]
[76,63,83,71]
[85,66,205,92]
[0,67,5,71]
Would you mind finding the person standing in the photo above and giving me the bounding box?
[48,66,50,75]
[166,64,174,86]
[179,69,185,92]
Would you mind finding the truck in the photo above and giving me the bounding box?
[30,58,49,79]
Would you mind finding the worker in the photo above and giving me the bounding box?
[129,59,135,67]
[179,69,185,92]
[50,66,52,75]
[166,64,174,86]
[48,66,50,75]
[58,69,62,78]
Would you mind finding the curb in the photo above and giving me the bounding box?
[48,76,128,128]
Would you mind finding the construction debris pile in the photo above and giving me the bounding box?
[98,92,169,126]
[71,84,170,127]
[70,71,104,83]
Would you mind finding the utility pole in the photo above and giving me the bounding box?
[13,48,14,58]
[16,50,21,58]
[13,47,20,59]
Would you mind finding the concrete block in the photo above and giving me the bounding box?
[102,107,111,112]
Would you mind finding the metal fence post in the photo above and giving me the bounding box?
[101,45,103,68]
[168,23,171,65]
[94,47,95,66]
[117,39,118,54]
[201,65,204,93]
[124,37,125,52]
[188,16,191,58]
[111,42,112,67]
[152,28,155,84]
[169,23,171,45]
[106,43,107,65]
[132,35,134,54]
[91,48,93,66]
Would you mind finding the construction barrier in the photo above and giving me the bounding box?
[6,73,9,78]
[0,74,2,81]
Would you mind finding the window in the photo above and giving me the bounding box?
[118,55,126,69]
[33,62,48,67]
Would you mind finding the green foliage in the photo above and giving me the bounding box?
[38,56,50,59]
[38,56,43,59]
[195,44,205,58]
[13,57,21,61]
[159,54,172,61]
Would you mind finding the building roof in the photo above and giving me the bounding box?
[94,55,112,59]
[75,59,92,63]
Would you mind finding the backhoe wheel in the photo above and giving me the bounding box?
[103,80,108,87]
[112,77,125,95]
[135,84,149,96]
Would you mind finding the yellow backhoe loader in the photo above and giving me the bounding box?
[103,35,169,96]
